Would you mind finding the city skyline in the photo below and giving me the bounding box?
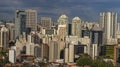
[0,0,120,22]
[0,11,119,66]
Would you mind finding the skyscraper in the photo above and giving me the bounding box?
[57,25,67,41]
[72,17,82,37]
[49,41,60,62]
[58,14,68,25]
[26,9,37,31]
[15,10,26,39]
[40,17,52,29]
[58,15,69,35]
[100,12,117,44]
[6,23,15,41]
[0,25,9,48]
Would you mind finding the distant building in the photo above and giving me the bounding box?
[117,23,120,33]
[15,33,27,57]
[59,41,65,59]
[79,37,91,55]
[26,35,41,57]
[58,14,68,25]
[113,34,120,66]
[41,43,49,59]
[82,23,103,58]
[58,14,69,35]
[34,46,41,57]
[72,17,82,37]
[65,36,79,63]
[114,46,120,66]
[40,17,52,29]
[100,12,117,44]
[49,41,60,62]
[68,23,72,35]
[82,23,103,45]
[0,25,9,48]
[31,32,41,44]
[15,10,26,39]
[57,25,67,41]
[42,29,56,35]
[92,44,98,59]
[6,23,15,41]
[64,47,69,63]
[69,44,74,62]
[91,24,103,45]
[74,45,87,61]
[26,9,37,31]
[9,49,16,63]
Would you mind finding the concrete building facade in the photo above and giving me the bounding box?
[72,17,82,37]
[26,9,37,31]
[0,25,9,48]
[100,12,117,44]
[40,17,52,29]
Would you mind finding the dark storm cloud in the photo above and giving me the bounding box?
[0,0,120,21]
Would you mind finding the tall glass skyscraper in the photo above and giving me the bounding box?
[15,9,37,39]
[15,10,26,39]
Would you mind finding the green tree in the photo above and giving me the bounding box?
[76,54,93,66]
[76,54,114,67]
[91,58,114,67]
[0,48,9,66]
[91,59,106,67]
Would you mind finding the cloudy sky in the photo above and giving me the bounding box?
[0,0,120,22]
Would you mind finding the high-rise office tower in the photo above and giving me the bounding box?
[26,9,37,31]
[72,17,82,37]
[58,14,68,25]
[49,41,60,62]
[58,14,69,35]
[64,44,74,63]
[100,12,117,43]
[0,25,9,48]
[15,10,26,39]
[40,17,52,29]
[6,23,15,41]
